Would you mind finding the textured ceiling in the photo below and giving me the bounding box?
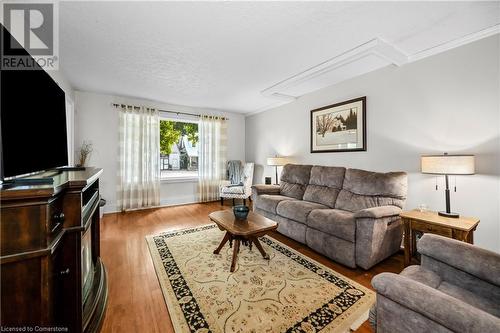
[59,1,500,113]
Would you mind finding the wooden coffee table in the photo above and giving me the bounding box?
[209,210,278,272]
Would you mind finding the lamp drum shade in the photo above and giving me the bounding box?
[421,155,475,175]
[267,157,288,166]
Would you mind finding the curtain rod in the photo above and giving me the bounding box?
[111,103,228,120]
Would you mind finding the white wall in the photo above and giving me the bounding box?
[245,35,500,253]
[47,69,75,102]
[74,91,246,213]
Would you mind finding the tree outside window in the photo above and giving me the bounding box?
[159,120,199,178]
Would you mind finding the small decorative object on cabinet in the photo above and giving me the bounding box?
[77,141,94,167]
[310,96,366,153]
[421,153,475,218]
[400,209,480,267]
[0,168,108,332]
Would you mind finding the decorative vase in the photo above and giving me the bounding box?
[233,205,249,220]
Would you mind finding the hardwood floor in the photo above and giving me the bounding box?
[99,201,405,333]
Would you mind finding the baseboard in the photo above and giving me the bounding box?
[103,204,118,214]
[160,195,198,207]
[102,197,202,215]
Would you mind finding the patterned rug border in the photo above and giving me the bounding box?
[146,223,375,333]
[146,224,217,333]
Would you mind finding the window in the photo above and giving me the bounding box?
[159,119,199,180]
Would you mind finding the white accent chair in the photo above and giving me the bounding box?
[219,162,254,206]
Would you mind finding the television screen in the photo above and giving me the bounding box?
[1,26,68,180]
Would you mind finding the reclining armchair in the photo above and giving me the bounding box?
[371,234,500,332]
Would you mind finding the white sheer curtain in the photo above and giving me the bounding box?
[117,105,160,211]
[198,115,227,202]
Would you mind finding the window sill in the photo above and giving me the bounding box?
[161,176,199,184]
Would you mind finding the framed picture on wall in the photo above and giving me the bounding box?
[310,96,366,153]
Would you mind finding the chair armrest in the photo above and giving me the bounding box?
[220,180,231,187]
[372,273,500,332]
[418,234,500,287]
[354,205,402,219]
[251,184,280,195]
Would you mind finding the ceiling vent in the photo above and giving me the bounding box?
[261,38,408,100]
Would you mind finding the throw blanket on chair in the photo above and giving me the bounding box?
[227,160,243,185]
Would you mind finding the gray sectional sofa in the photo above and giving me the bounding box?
[252,164,407,269]
[371,234,500,332]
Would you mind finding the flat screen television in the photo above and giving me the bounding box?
[1,25,68,181]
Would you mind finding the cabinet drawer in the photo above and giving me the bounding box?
[411,220,452,237]
[47,196,65,239]
[1,204,44,255]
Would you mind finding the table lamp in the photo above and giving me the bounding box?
[267,156,288,185]
[421,153,475,218]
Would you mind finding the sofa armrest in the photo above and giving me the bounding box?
[418,234,500,287]
[251,184,280,195]
[354,205,402,219]
[355,214,402,269]
[372,273,500,332]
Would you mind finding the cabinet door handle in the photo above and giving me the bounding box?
[60,268,70,275]
[53,212,65,223]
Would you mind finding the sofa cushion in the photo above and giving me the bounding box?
[255,194,296,214]
[279,164,312,199]
[303,166,346,207]
[438,281,500,318]
[400,266,442,289]
[307,209,356,242]
[335,168,407,212]
[220,186,244,194]
[399,265,500,318]
[276,215,308,244]
[276,200,328,224]
[306,228,356,268]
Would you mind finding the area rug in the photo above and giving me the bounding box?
[146,224,375,333]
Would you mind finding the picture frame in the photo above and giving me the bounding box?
[310,96,366,153]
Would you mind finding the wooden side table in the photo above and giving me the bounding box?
[400,210,480,267]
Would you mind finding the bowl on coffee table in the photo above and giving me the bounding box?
[233,205,249,220]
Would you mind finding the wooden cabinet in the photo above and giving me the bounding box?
[1,168,108,332]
